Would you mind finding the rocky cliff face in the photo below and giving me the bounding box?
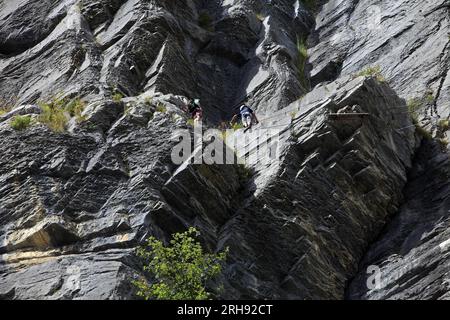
[0,0,448,300]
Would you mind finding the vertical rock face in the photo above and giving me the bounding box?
[307,0,450,300]
[219,77,416,299]
[0,0,448,300]
[347,140,450,300]
[308,0,449,114]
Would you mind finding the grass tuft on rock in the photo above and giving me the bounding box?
[0,105,12,116]
[38,96,86,132]
[156,102,167,113]
[356,65,386,82]
[113,92,124,103]
[415,125,433,140]
[296,36,309,90]
[438,119,450,131]
[10,115,32,131]
[66,98,87,123]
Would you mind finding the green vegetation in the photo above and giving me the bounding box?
[290,111,298,120]
[407,98,421,124]
[113,92,123,103]
[296,37,309,89]
[438,138,449,149]
[438,119,450,131]
[10,115,32,131]
[0,98,17,116]
[231,122,244,131]
[39,102,68,132]
[0,105,12,116]
[187,118,195,126]
[424,91,435,104]
[156,102,167,113]
[66,99,86,123]
[356,65,386,82]
[415,125,433,140]
[198,12,214,32]
[407,91,436,125]
[38,96,86,132]
[255,13,265,21]
[133,227,228,300]
[144,96,153,106]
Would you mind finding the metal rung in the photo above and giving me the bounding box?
[328,113,370,119]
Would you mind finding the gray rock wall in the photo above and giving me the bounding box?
[0,0,449,300]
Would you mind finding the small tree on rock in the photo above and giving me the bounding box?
[133,227,228,300]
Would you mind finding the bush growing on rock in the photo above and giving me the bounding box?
[407,98,422,124]
[10,115,32,131]
[231,122,244,130]
[156,102,167,113]
[38,97,70,132]
[133,227,228,300]
[415,125,433,140]
[0,98,17,116]
[407,91,436,126]
[255,13,265,21]
[438,119,450,131]
[186,118,195,126]
[296,37,309,89]
[38,96,86,132]
[438,138,449,149]
[66,98,86,123]
[113,92,123,103]
[0,105,12,116]
[355,65,386,82]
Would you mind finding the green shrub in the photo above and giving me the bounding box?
[290,111,298,120]
[156,102,167,113]
[0,105,12,116]
[232,122,244,131]
[113,92,123,103]
[356,65,386,82]
[424,91,435,104]
[198,12,214,31]
[38,96,69,132]
[407,91,436,124]
[438,138,449,148]
[407,98,421,123]
[144,96,153,106]
[39,103,68,132]
[438,119,450,131]
[37,96,89,131]
[11,115,32,131]
[255,13,265,21]
[296,37,309,89]
[65,98,86,123]
[133,227,228,300]
[415,125,433,140]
